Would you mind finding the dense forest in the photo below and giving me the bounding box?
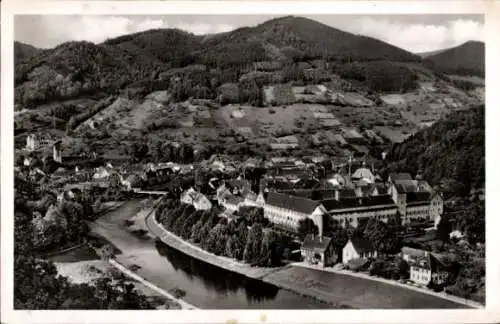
[424,41,485,77]
[14,16,427,108]
[385,105,485,197]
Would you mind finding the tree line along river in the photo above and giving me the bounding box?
[88,199,332,309]
[83,199,469,309]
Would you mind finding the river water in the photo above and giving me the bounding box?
[90,200,331,309]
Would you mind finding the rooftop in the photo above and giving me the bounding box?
[349,236,376,254]
[406,191,431,203]
[266,192,320,214]
[389,172,413,182]
[302,234,333,252]
[322,195,396,212]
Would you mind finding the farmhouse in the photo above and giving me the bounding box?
[342,236,377,264]
[301,234,335,267]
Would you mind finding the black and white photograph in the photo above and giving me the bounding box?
[2,1,498,322]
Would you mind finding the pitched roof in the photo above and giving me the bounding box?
[349,236,376,254]
[373,183,388,195]
[337,189,357,199]
[322,195,396,212]
[266,192,320,214]
[401,246,428,259]
[302,234,333,252]
[293,178,321,190]
[352,167,374,180]
[267,180,294,191]
[394,181,419,193]
[389,173,413,182]
[406,191,431,204]
[244,191,258,201]
[225,195,244,205]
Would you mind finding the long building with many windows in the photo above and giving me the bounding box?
[263,192,325,235]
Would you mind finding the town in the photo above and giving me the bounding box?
[11,13,486,312]
[15,131,484,308]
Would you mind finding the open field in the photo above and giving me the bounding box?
[375,126,412,143]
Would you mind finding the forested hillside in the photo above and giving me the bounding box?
[424,41,485,77]
[14,16,424,108]
[385,105,484,196]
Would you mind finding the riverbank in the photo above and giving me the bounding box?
[262,265,471,309]
[52,257,186,309]
[108,259,197,309]
[292,262,483,309]
[144,210,287,280]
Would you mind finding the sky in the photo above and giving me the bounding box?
[14,14,484,53]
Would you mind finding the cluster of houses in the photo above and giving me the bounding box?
[176,160,446,281]
[19,133,450,287]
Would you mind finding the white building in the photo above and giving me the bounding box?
[342,237,377,264]
[322,195,398,228]
[389,181,443,226]
[401,247,449,286]
[221,195,244,214]
[263,192,325,235]
[180,188,212,211]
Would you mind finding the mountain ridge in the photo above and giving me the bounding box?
[423,41,484,77]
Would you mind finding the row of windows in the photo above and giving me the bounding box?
[412,272,430,282]
[265,211,300,226]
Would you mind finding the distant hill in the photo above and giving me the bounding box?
[14,40,164,107]
[14,41,43,62]
[417,48,447,58]
[101,28,202,67]
[423,41,485,77]
[385,105,484,195]
[197,16,421,65]
[14,16,426,108]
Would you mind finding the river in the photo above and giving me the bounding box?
[89,200,331,309]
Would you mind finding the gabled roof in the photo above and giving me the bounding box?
[322,195,396,212]
[266,192,321,214]
[337,189,357,199]
[267,180,294,191]
[406,191,431,204]
[352,167,374,181]
[401,246,428,259]
[373,183,388,195]
[182,188,208,204]
[293,178,321,190]
[394,181,419,193]
[349,236,376,254]
[389,172,413,182]
[225,195,244,205]
[302,234,333,252]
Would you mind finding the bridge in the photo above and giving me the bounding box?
[133,189,169,195]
